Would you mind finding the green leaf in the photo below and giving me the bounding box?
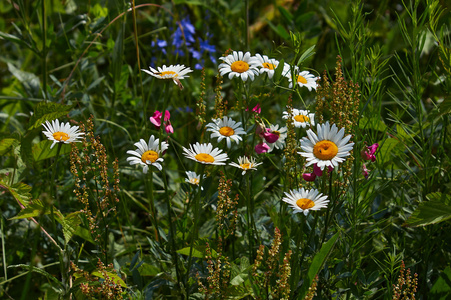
[74,226,95,244]
[28,102,74,130]
[32,140,72,161]
[8,264,64,288]
[377,138,401,165]
[431,266,451,298]
[0,179,32,207]
[177,243,217,259]
[273,58,285,82]
[7,63,40,95]
[359,116,387,132]
[0,138,18,155]
[300,232,340,298]
[297,45,316,66]
[405,193,451,227]
[91,270,127,288]
[59,212,82,244]
[266,19,290,40]
[9,201,49,220]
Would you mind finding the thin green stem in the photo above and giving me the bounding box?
[245,173,254,261]
[1,218,7,281]
[146,168,160,242]
[161,165,181,288]
[49,143,62,238]
[186,164,206,297]
[41,0,47,100]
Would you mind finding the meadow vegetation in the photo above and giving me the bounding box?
[0,0,450,299]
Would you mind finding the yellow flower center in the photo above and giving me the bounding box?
[219,126,235,137]
[273,131,280,136]
[191,178,200,185]
[313,140,338,160]
[141,150,159,163]
[297,75,308,84]
[240,163,251,170]
[231,61,249,73]
[53,132,69,141]
[294,115,310,123]
[296,198,315,210]
[160,70,177,77]
[195,153,215,163]
[262,62,276,70]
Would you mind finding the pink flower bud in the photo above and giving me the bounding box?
[302,173,316,181]
[255,142,270,154]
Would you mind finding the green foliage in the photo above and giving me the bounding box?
[0,0,450,298]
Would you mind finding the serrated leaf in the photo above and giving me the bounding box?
[60,212,81,244]
[0,138,18,155]
[300,232,340,298]
[32,140,72,161]
[9,202,49,220]
[405,193,451,227]
[0,179,32,207]
[28,102,74,130]
[91,270,127,288]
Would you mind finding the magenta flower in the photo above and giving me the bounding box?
[302,172,316,182]
[150,110,173,134]
[255,142,270,154]
[252,103,261,114]
[313,163,333,176]
[245,103,261,114]
[361,143,378,162]
[263,131,280,143]
[362,163,369,179]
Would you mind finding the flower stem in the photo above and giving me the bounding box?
[146,168,159,241]
[161,165,181,288]
[49,143,62,238]
[185,164,205,297]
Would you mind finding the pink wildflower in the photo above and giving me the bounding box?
[255,142,270,154]
[362,163,369,179]
[302,173,316,181]
[245,103,261,114]
[150,110,173,134]
[361,143,379,162]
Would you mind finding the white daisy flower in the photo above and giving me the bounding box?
[286,70,319,91]
[142,64,193,88]
[206,116,246,148]
[185,171,205,189]
[183,142,229,165]
[218,51,260,81]
[264,124,287,152]
[254,54,288,79]
[42,119,84,149]
[298,121,354,170]
[282,188,329,215]
[283,108,315,128]
[229,156,262,175]
[126,136,169,173]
